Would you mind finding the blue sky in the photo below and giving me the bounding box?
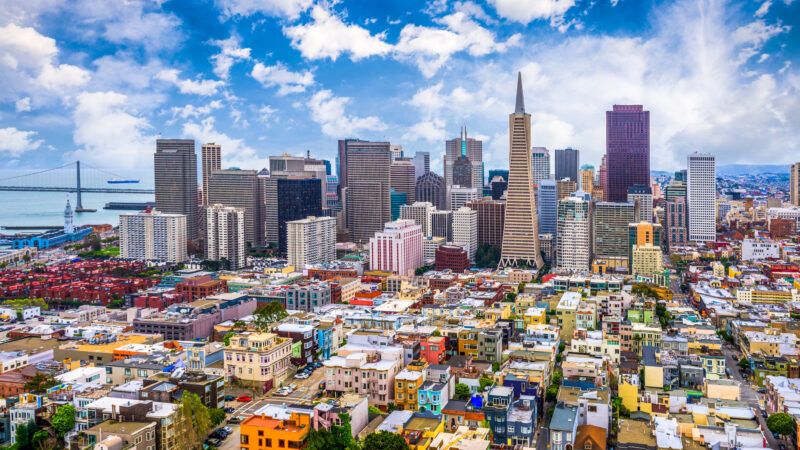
[0,0,798,181]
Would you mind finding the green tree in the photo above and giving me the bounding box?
[368,405,384,417]
[475,244,501,268]
[415,265,433,276]
[223,332,235,346]
[362,431,410,450]
[31,429,52,449]
[545,384,559,402]
[209,408,226,427]
[478,374,493,391]
[739,357,750,370]
[14,421,37,450]
[176,392,211,449]
[306,413,356,450]
[51,404,76,438]
[3,298,48,311]
[551,370,562,386]
[252,302,288,332]
[24,373,59,394]
[767,412,795,437]
[431,329,442,337]
[455,383,471,400]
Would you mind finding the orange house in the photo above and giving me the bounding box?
[240,412,310,450]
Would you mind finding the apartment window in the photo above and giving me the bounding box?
[279,439,286,447]
[241,435,249,444]
[266,439,272,446]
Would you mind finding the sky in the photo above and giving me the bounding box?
[0,0,798,183]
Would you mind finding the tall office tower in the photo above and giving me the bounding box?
[416,172,447,210]
[489,176,508,200]
[390,144,404,161]
[556,196,591,272]
[554,148,579,182]
[450,187,479,211]
[674,170,687,183]
[627,185,653,223]
[467,198,505,248]
[270,153,305,172]
[338,139,392,244]
[262,176,322,253]
[664,179,687,201]
[687,153,716,243]
[592,202,637,271]
[430,210,453,241]
[499,73,543,269]
[791,163,800,206]
[531,147,550,187]
[369,220,424,276]
[390,189,407,220]
[326,175,340,212]
[665,197,687,248]
[412,152,430,180]
[445,127,483,189]
[206,204,246,270]
[207,169,260,245]
[598,155,607,196]
[270,153,329,209]
[537,179,558,238]
[556,178,577,201]
[579,165,594,193]
[287,216,336,269]
[452,156,473,188]
[120,209,187,263]
[400,202,436,236]
[605,105,650,202]
[628,222,662,270]
[154,139,198,240]
[453,207,478,262]
[391,158,417,204]
[201,143,221,206]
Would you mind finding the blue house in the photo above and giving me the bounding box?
[418,380,448,414]
[315,324,334,360]
[484,386,537,446]
[549,402,578,450]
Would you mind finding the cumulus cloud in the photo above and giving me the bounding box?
[283,6,393,61]
[218,0,312,19]
[15,97,32,112]
[182,117,264,169]
[209,35,252,80]
[156,69,225,96]
[0,127,44,156]
[251,62,314,95]
[308,90,387,137]
[487,0,576,27]
[167,100,224,123]
[68,91,155,174]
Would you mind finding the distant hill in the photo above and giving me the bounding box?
[716,164,789,176]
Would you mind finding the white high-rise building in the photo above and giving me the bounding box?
[400,202,436,236]
[286,216,336,269]
[531,147,550,187]
[627,185,653,223]
[369,220,424,276]
[687,153,716,243]
[556,196,591,272]
[206,204,246,269]
[449,187,479,211]
[452,207,478,262]
[120,209,187,263]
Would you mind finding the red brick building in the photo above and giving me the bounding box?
[435,245,470,273]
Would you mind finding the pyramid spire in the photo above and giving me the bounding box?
[514,71,525,114]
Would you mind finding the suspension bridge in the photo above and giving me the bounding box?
[0,161,154,212]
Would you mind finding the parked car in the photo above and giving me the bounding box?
[205,438,221,447]
[227,416,244,424]
[222,427,232,434]
[761,410,768,419]
[236,395,252,402]
[224,407,235,414]
[224,395,236,401]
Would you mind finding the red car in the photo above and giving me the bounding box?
[236,395,252,402]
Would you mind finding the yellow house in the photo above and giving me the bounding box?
[523,307,547,326]
[703,379,740,401]
[395,369,424,411]
[619,374,640,413]
[458,329,479,357]
[485,303,512,322]
[402,413,444,450]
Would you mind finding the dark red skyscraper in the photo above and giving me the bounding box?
[605,105,650,202]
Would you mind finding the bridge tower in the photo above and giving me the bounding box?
[74,161,96,213]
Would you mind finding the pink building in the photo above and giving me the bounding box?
[369,220,423,276]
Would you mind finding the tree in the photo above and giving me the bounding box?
[415,265,433,276]
[176,392,211,449]
[14,421,38,450]
[455,383,471,400]
[767,413,795,437]
[51,404,76,438]
[223,332,235,346]
[368,405,384,417]
[209,408,226,427]
[478,374,493,391]
[362,431,410,450]
[551,370,562,386]
[475,244,501,268]
[545,384,559,402]
[739,357,750,371]
[24,373,59,394]
[252,302,288,332]
[431,329,442,337]
[305,413,356,450]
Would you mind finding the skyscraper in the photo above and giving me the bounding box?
[537,179,557,239]
[627,185,653,223]
[400,202,435,236]
[556,178,577,201]
[120,209,187,263]
[430,210,453,241]
[791,162,800,206]
[277,178,322,255]
[287,216,336,269]
[391,158,417,204]
[554,148,579,183]
[207,169,260,245]
[665,197,687,249]
[450,187,479,211]
[499,72,543,269]
[453,207,478,262]
[154,139,198,240]
[467,197,505,248]
[452,155,473,188]
[369,220,424,276]
[592,202,637,271]
[531,147,550,187]
[605,105,650,202]
[412,152,430,180]
[557,196,591,272]
[687,153,716,243]
[206,204,246,270]
[579,165,594,193]
[416,172,447,210]
[338,139,392,245]
[201,143,221,207]
[445,127,483,190]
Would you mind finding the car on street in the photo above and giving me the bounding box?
[224,407,235,414]
[227,416,244,424]
[236,395,252,402]
[294,372,309,379]
[205,438,221,447]
[222,427,232,434]
[761,410,768,419]
[224,395,236,401]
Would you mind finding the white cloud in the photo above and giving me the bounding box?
[251,62,314,95]
[156,69,225,96]
[487,0,576,26]
[0,127,44,156]
[283,6,392,61]
[308,90,387,137]
[218,0,312,19]
[209,35,252,80]
[15,97,32,112]
[68,91,155,174]
[167,100,224,123]
[0,23,90,99]
[257,105,277,123]
[182,117,264,169]
[755,1,771,17]
[402,118,447,143]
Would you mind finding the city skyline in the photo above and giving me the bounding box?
[1,0,798,179]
